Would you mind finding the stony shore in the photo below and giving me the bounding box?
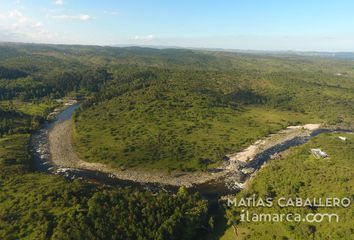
[48,117,321,187]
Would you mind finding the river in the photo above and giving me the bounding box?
[30,103,352,197]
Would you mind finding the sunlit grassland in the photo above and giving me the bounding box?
[0,100,55,117]
[0,134,31,166]
[73,99,319,171]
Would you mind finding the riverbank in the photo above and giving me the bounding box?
[50,119,224,187]
[46,106,324,189]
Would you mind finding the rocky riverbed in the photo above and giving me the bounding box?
[31,103,351,196]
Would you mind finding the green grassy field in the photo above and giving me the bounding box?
[73,101,316,171]
[0,134,31,166]
[0,100,55,138]
[0,100,55,117]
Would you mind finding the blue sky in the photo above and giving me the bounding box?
[0,0,354,51]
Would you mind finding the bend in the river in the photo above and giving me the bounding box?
[30,103,352,197]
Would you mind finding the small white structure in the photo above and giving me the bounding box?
[234,182,245,189]
[311,148,328,159]
[338,136,347,141]
[241,167,255,174]
[64,99,77,106]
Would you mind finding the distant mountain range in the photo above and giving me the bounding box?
[270,51,354,60]
[112,44,354,60]
[2,41,354,60]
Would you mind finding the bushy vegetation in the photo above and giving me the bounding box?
[0,43,353,239]
[73,55,353,171]
[225,133,354,240]
[0,102,210,240]
[0,44,216,239]
[0,168,209,239]
[0,66,27,79]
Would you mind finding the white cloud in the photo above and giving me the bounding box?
[0,9,27,23]
[103,10,119,16]
[9,9,23,18]
[54,0,64,5]
[52,14,92,21]
[133,34,155,41]
[79,14,91,21]
[0,9,68,43]
[32,21,43,28]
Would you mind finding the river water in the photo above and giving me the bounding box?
[30,104,351,197]
[31,104,180,193]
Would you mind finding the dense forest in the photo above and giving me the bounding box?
[0,43,216,239]
[0,43,353,239]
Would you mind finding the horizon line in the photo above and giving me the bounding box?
[1,41,354,54]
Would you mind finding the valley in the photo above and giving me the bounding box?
[0,43,353,239]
